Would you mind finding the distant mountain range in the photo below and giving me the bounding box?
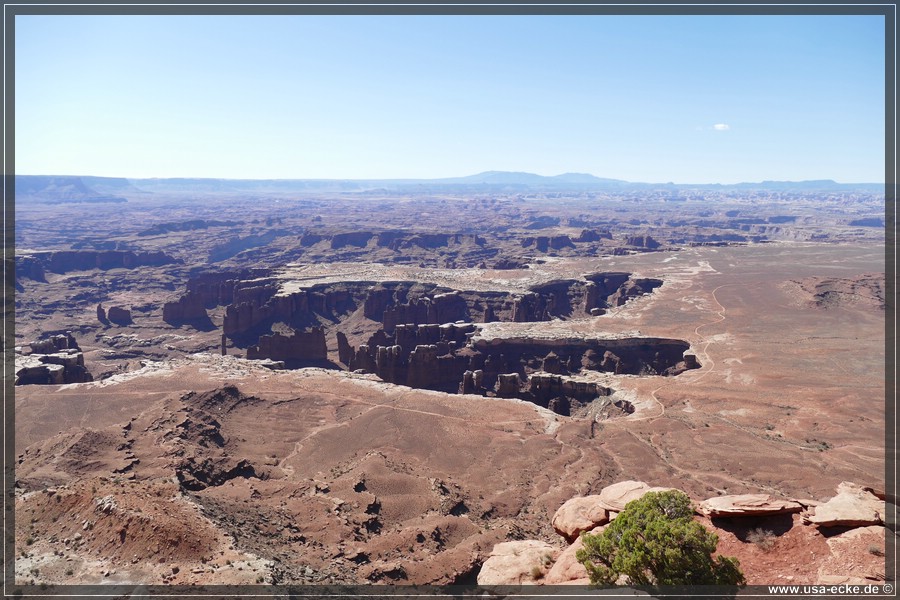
[14,172,884,203]
[432,171,629,186]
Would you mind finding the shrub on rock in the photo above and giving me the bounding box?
[576,490,745,587]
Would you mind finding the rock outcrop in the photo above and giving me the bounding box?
[574,229,612,243]
[137,219,238,237]
[330,231,374,249]
[625,235,660,249]
[162,271,677,403]
[476,540,560,585]
[595,480,675,513]
[382,293,470,333]
[803,482,885,527]
[106,306,132,325]
[246,328,327,364]
[608,278,664,307]
[30,333,80,355]
[698,494,804,518]
[26,250,177,274]
[544,527,606,584]
[163,293,209,325]
[14,254,47,282]
[336,331,354,366]
[484,479,891,587]
[348,324,691,413]
[551,496,609,542]
[16,333,92,385]
[210,271,666,344]
[522,235,575,252]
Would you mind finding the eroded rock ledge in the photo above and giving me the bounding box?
[161,270,663,335]
[157,269,693,414]
[346,322,694,414]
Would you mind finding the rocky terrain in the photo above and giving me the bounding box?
[478,479,887,586]
[11,175,890,590]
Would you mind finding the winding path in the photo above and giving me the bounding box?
[625,282,739,423]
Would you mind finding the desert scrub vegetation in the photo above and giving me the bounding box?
[746,528,776,552]
[576,490,745,587]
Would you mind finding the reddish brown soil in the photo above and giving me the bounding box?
[13,188,888,587]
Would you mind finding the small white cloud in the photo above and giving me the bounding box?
[713,123,730,131]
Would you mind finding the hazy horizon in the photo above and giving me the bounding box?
[16,15,886,184]
[13,170,886,186]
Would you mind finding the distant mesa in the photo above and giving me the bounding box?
[625,235,661,249]
[574,229,613,243]
[15,172,884,200]
[15,175,130,203]
[848,217,884,228]
[15,250,179,277]
[138,219,240,237]
[521,235,574,252]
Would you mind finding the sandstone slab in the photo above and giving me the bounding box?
[698,494,803,518]
[597,480,675,512]
[476,540,559,585]
[804,482,884,528]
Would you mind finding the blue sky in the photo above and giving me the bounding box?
[15,14,886,183]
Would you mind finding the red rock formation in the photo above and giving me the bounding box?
[35,250,177,274]
[336,331,353,366]
[14,255,47,282]
[803,483,885,527]
[299,232,324,247]
[574,229,612,243]
[494,373,522,398]
[246,328,327,363]
[18,333,92,385]
[625,235,660,249]
[382,293,469,333]
[30,332,79,354]
[363,284,397,319]
[528,374,608,405]
[106,306,132,325]
[163,293,208,325]
[521,235,574,252]
[608,278,663,307]
[330,232,374,249]
[407,345,471,391]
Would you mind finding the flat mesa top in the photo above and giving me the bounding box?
[274,262,568,295]
[471,322,648,344]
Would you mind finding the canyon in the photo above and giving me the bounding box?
[10,174,889,591]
